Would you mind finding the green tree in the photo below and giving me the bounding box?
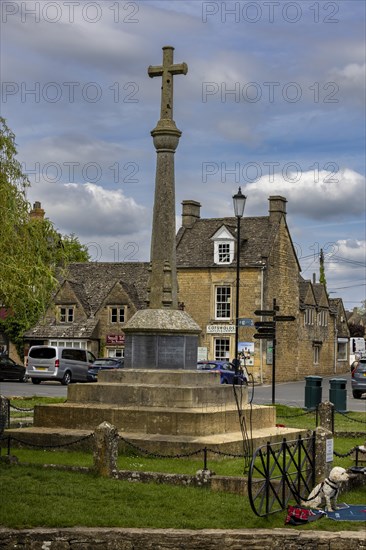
[57,233,90,264]
[0,117,89,357]
[319,248,327,289]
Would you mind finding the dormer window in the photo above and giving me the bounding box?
[59,306,74,323]
[218,243,231,263]
[212,226,235,265]
[109,306,125,324]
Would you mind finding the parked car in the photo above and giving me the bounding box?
[26,346,96,385]
[351,359,366,399]
[87,358,124,382]
[197,360,247,384]
[0,357,28,383]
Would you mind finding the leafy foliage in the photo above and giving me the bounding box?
[0,117,89,357]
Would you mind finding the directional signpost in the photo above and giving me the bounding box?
[253,299,295,404]
[253,321,275,340]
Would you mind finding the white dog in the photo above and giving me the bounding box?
[301,466,349,511]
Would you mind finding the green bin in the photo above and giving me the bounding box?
[304,376,323,410]
[329,378,347,412]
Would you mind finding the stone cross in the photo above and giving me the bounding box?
[148,46,188,121]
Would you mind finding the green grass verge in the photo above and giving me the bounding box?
[273,404,365,432]
[7,434,362,475]
[0,463,364,531]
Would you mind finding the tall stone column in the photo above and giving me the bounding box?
[147,46,187,309]
[123,46,201,370]
[148,124,181,308]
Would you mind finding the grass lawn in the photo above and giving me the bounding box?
[0,463,365,531]
[2,398,365,531]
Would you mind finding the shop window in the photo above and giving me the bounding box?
[215,338,230,360]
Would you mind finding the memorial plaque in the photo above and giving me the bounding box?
[158,335,184,369]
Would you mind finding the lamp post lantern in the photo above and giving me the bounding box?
[232,187,247,375]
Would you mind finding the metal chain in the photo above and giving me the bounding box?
[9,404,34,412]
[335,410,366,424]
[118,435,203,459]
[334,446,366,458]
[8,433,94,449]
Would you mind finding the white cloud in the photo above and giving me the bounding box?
[243,168,365,219]
[29,181,148,239]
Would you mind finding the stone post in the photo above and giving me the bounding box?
[317,400,334,433]
[314,426,333,483]
[0,395,10,433]
[93,422,119,477]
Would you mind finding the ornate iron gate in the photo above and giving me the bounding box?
[248,433,316,517]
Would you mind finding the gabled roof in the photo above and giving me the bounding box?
[176,216,275,268]
[329,298,351,337]
[60,262,149,314]
[54,280,91,316]
[313,283,330,308]
[299,277,317,307]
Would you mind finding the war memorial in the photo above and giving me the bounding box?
[6,47,302,455]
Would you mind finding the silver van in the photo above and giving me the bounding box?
[26,346,96,385]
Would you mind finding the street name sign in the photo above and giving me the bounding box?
[254,309,275,316]
[254,321,275,328]
[238,318,254,327]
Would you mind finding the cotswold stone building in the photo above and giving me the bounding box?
[24,196,350,381]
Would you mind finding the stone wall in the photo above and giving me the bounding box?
[178,266,263,371]
[264,219,300,382]
[0,528,364,549]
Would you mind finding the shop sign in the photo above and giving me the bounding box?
[206,325,235,334]
[106,334,125,345]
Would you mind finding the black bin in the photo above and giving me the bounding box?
[329,378,347,412]
[304,375,322,410]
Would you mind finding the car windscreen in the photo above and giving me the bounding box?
[29,348,56,359]
[94,360,119,366]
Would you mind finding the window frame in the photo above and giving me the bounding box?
[215,286,231,320]
[214,338,230,361]
[304,308,315,326]
[110,306,125,324]
[59,306,74,324]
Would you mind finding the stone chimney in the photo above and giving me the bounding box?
[269,195,287,223]
[181,200,201,228]
[30,201,45,220]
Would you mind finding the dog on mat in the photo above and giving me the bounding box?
[301,466,350,512]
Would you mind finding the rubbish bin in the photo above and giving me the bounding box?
[329,378,347,412]
[304,376,323,410]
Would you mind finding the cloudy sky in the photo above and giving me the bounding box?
[1,0,365,309]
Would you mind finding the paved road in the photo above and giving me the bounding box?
[250,372,366,413]
[1,373,365,412]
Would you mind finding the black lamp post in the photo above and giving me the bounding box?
[232,187,247,375]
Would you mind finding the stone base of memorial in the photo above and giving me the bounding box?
[123,309,201,370]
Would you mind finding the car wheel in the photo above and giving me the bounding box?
[61,371,72,385]
[31,378,41,384]
[352,390,362,399]
[19,373,29,383]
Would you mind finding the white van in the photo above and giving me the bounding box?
[26,346,96,385]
